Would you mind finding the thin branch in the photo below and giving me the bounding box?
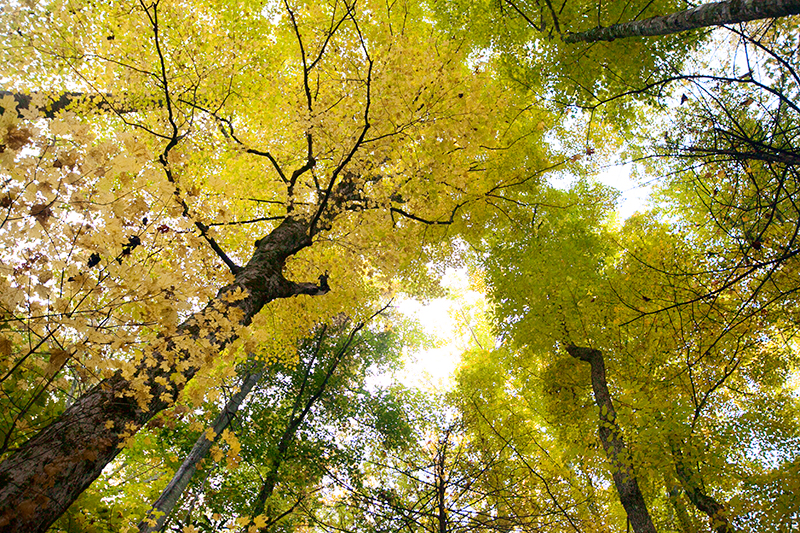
[308,9,373,235]
[206,216,286,227]
[389,202,465,226]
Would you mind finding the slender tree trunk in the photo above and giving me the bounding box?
[566,345,657,533]
[246,320,367,533]
[139,370,263,533]
[663,471,696,533]
[672,445,735,533]
[563,0,800,43]
[0,217,328,533]
[248,393,311,524]
[435,436,448,533]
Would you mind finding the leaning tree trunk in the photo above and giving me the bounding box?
[0,216,328,533]
[566,345,657,533]
[139,370,264,533]
[244,321,364,532]
[563,0,800,43]
[671,445,736,533]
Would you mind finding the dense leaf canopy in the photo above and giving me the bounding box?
[0,0,798,532]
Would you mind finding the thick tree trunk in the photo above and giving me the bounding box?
[139,370,263,533]
[0,217,328,533]
[566,345,657,533]
[563,0,800,43]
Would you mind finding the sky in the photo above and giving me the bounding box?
[396,268,482,389]
[397,161,653,389]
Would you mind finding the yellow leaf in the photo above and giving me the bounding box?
[253,514,268,528]
[210,446,224,462]
[0,336,12,357]
[45,349,70,378]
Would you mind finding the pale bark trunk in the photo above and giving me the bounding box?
[566,345,657,533]
[0,216,328,533]
[665,473,696,533]
[563,0,800,43]
[138,370,263,533]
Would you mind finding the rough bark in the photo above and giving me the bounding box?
[565,345,657,533]
[139,370,263,533]
[563,0,800,43]
[672,446,735,533]
[0,216,328,533]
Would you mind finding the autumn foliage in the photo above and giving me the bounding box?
[0,0,799,532]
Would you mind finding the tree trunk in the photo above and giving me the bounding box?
[246,321,365,533]
[139,370,263,533]
[563,0,800,43]
[0,216,328,533]
[672,446,735,533]
[435,433,449,533]
[566,345,657,533]
[663,471,696,533]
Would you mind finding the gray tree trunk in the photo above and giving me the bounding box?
[563,0,800,43]
[138,370,263,533]
[0,216,328,533]
[566,345,657,533]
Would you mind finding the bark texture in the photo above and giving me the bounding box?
[139,371,263,533]
[566,345,657,533]
[563,0,800,43]
[0,216,328,533]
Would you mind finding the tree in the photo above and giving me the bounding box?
[3,0,799,529]
[0,0,548,529]
[564,345,657,533]
[467,181,800,532]
[434,0,701,118]
[130,308,410,533]
[448,24,800,533]
[562,0,800,43]
[319,398,526,533]
[238,315,379,531]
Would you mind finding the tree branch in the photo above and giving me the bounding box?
[563,0,800,43]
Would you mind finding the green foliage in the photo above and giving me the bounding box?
[432,0,701,121]
[462,175,800,531]
[2,0,800,531]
